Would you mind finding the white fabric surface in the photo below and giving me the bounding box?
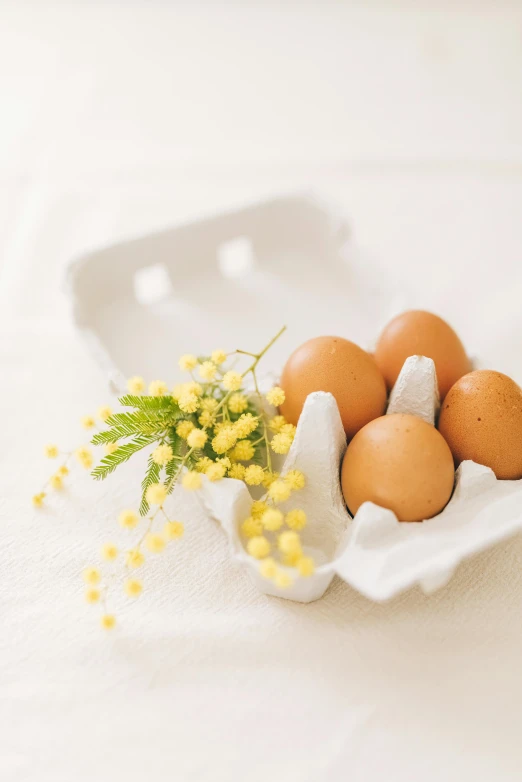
[2,3,522,781]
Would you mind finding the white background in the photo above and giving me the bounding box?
[1,2,522,781]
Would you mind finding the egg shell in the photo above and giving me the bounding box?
[341,413,455,522]
[374,310,471,398]
[438,370,522,480]
[280,336,387,439]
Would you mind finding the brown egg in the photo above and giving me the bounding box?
[280,336,387,439]
[341,414,455,522]
[438,370,522,479]
[374,310,471,398]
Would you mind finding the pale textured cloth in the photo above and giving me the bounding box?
[2,4,522,781]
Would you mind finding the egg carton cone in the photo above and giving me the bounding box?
[198,355,522,603]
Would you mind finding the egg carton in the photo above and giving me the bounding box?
[199,355,522,602]
[66,193,522,603]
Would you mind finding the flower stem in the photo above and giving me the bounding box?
[241,325,287,377]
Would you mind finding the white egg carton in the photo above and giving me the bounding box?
[66,193,522,603]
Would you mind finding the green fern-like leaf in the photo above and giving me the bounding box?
[91,425,150,445]
[168,430,185,458]
[165,458,181,498]
[103,411,173,435]
[139,455,161,516]
[164,432,185,495]
[91,435,156,481]
[118,394,176,411]
[106,410,171,426]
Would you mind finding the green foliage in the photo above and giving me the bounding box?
[91,427,134,445]
[91,392,193,509]
[165,457,180,498]
[139,455,161,516]
[92,435,157,481]
[118,394,177,411]
[91,400,182,447]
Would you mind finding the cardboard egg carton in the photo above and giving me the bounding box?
[199,356,522,602]
[66,193,522,603]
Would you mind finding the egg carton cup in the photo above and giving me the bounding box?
[199,355,522,603]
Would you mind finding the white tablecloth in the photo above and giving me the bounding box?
[2,3,522,780]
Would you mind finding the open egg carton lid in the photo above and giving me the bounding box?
[66,193,522,603]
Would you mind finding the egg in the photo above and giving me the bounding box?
[438,370,522,480]
[341,413,455,522]
[374,310,471,398]
[280,336,387,439]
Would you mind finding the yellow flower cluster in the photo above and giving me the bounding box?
[199,361,217,381]
[127,376,145,394]
[182,471,202,490]
[49,473,64,490]
[228,463,246,480]
[269,416,287,433]
[152,444,174,465]
[268,480,291,502]
[187,428,208,449]
[200,397,219,412]
[127,549,144,568]
[210,413,259,457]
[239,466,314,585]
[35,431,103,508]
[149,380,168,397]
[101,542,118,560]
[178,354,198,372]
[179,393,199,414]
[230,440,255,462]
[164,521,184,540]
[146,533,165,553]
[270,419,297,455]
[228,393,248,414]
[125,579,143,598]
[261,508,284,531]
[176,420,195,440]
[206,463,227,482]
[222,371,242,391]
[285,470,306,490]
[32,492,46,507]
[83,492,187,627]
[212,426,237,454]
[211,350,227,365]
[75,446,93,469]
[145,483,168,506]
[234,413,258,439]
[119,509,138,529]
[266,386,286,407]
[198,410,212,427]
[38,329,297,629]
[270,432,294,455]
[244,465,264,485]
